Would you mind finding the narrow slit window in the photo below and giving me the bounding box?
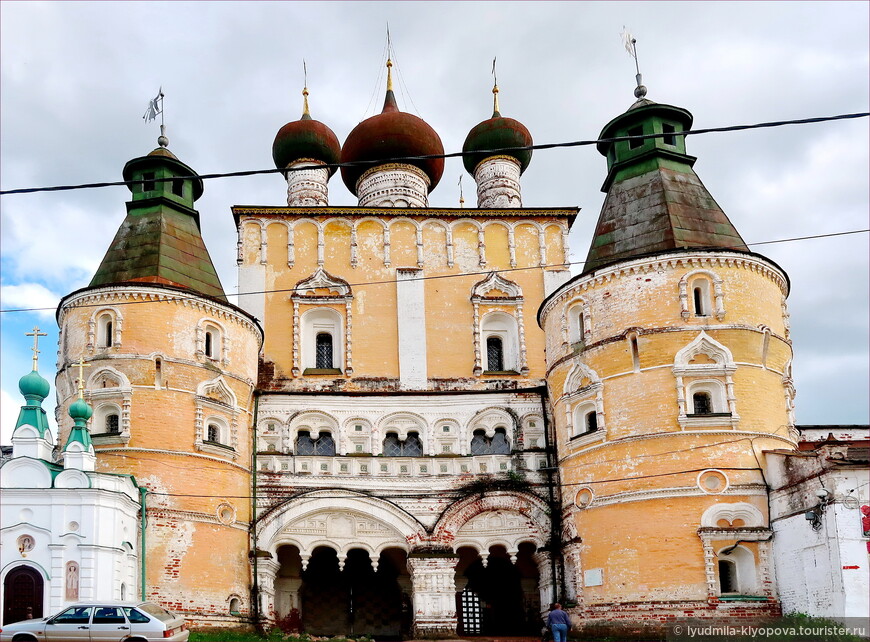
[718,560,737,593]
[204,331,214,358]
[316,333,334,369]
[630,336,640,371]
[155,358,162,389]
[628,125,644,150]
[486,336,504,371]
[693,287,706,316]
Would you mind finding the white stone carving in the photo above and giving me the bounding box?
[474,155,522,208]
[285,160,330,207]
[357,163,430,208]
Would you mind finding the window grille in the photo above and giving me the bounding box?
[316,333,334,369]
[693,392,713,415]
[383,432,423,457]
[486,336,504,371]
[207,424,220,443]
[106,414,120,434]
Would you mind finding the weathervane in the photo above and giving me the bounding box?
[302,60,310,117]
[25,326,47,371]
[144,86,169,147]
[620,27,647,100]
[491,57,500,116]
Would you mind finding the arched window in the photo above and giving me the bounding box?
[204,331,214,358]
[693,392,713,415]
[98,314,114,348]
[486,336,504,372]
[470,428,511,455]
[106,413,120,434]
[691,278,711,317]
[229,597,241,616]
[295,431,335,456]
[382,432,423,457]
[572,403,600,438]
[201,323,222,360]
[316,333,334,369]
[481,312,519,373]
[207,423,220,444]
[301,308,343,373]
[568,305,586,347]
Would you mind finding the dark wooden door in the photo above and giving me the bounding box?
[3,565,44,624]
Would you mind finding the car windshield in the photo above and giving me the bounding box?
[137,602,175,623]
[53,606,93,623]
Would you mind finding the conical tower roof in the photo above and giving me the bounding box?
[583,92,748,275]
[89,138,226,300]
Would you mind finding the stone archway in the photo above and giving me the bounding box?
[256,491,425,637]
[3,565,44,624]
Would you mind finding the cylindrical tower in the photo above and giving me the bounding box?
[539,89,795,625]
[55,139,262,625]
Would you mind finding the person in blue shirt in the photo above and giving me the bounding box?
[546,603,571,642]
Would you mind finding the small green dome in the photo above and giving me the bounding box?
[463,114,533,176]
[19,369,50,400]
[69,398,93,422]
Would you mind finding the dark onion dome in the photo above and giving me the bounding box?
[462,86,533,175]
[340,60,444,195]
[272,88,341,175]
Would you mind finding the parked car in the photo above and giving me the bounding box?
[0,601,189,641]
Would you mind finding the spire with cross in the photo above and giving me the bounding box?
[25,326,48,371]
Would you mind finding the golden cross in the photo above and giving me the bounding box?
[25,326,48,370]
[73,358,91,399]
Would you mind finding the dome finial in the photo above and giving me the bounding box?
[386,58,394,92]
[458,174,465,208]
[25,326,47,372]
[158,124,169,148]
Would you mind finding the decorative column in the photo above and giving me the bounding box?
[474,156,522,208]
[256,558,281,620]
[533,550,555,612]
[562,542,584,606]
[408,554,459,637]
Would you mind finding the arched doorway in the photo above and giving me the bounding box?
[456,543,540,636]
[3,566,44,625]
[280,545,409,640]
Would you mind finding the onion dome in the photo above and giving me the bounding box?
[19,369,50,401]
[68,397,94,422]
[272,87,341,175]
[463,85,533,175]
[340,59,445,195]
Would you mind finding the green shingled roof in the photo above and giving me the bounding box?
[583,100,748,275]
[89,148,226,300]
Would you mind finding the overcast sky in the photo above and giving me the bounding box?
[1,1,868,444]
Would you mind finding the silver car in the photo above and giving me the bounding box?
[0,601,189,641]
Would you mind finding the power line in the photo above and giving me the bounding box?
[0,228,866,315]
[0,112,867,196]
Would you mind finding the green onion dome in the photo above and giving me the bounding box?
[340,62,444,195]
[19,369,50,400]
[68,397,93,422]
[272,88,341,175]
[463,90,533,175]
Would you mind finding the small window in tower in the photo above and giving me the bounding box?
[172,178,184,197]
[207,423,220,444]
[585,411,598,434]
[662,123,677,146]
[204,331,214,358]
[693,287,706,316]
[98,313,114,348]
[106,413,120,434]
[316,333,334,369]
[718,559,737,593]
[628,125,644,150]
[692,392,713,415]
[142,172,155,192]
[486,336,504,372]
[155,357,163,389]
[442,425,450,433]
[355,424,363,432]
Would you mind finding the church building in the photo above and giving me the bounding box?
[3,57,865,637]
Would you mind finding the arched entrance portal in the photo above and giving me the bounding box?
[277,545,411,639]
[3,565,44,625]
[456,543,540,636]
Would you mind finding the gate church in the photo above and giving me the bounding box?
[3,60,803,636]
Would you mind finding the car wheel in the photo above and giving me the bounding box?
[12,635,39,642]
